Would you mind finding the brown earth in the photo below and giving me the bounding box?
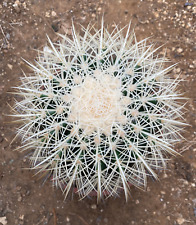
[0,0,196,224]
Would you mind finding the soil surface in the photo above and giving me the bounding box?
[0,0,196,225]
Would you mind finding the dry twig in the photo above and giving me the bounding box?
[0,25,9,44]
[52,208,57,225]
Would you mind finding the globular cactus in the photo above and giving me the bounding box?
[13,21,186,201]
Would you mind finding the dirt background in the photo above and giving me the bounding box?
[0,0,196,224]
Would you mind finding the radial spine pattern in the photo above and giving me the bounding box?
[14,22,185,200]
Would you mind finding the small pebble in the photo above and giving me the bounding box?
[184,2,193,7]
[163,173,168,178]
[3,2,7,7]
[91,204,97,209]
[17,194,22,202]
[22,2,27,9]
[176,217,185,225]
[45,11,50,17]
[191,183,195,187]
[51,11,57,17]
[7,64,13,70]
[0,216,7,225]
[5,33,10,40]
[189,64,194,69]
[19,215,24,220]
[13,0,21,13]
[154,12,159,18]
[177,48,183,54]
[194,208,196,217]
[186,6,192,10]
[66,216,70,222]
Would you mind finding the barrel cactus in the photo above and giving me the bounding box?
[13,21,185,201]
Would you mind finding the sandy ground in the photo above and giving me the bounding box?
[0,0,196,224]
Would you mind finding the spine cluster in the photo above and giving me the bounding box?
[14,22,185,200]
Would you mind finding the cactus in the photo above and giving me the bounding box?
[13,21,185,201]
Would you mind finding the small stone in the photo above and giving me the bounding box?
[184,3,193,7]
[51,11,56,17]
[19,215,24,220]
[177,48,183,54]
[182,179,189,185]
[9,159,14,164]
[16,186,22,192]
[22,2,26,9]
[13,0,21,13]
[194,208,196,217]
[0,217,7,225]
[175,68,181,73]
[23,158,27,162]
[26,190,30,196]
[161,191,166,195]
[154,12,159,18]
[91,204,97,209]
[189,64,194,69]
[3,2,7,7]
[66,217,70,222]
[176,217,185,225]
[162,172,167,178]
[5,33,10,40]
[45,11,50,17]
[135,199,139,204]
[80,16,86,21]
[7,64,13,70]
[17,194,22,202]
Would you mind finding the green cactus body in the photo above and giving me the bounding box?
[14,22,185,201]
